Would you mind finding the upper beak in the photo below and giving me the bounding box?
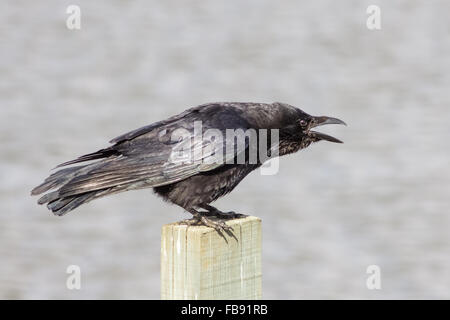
[309,116,347,143]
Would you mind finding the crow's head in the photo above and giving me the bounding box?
[277,105,346,155]
[295,109,346,144]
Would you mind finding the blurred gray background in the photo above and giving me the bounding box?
[1,0,449,299]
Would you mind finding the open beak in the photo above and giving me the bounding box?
[309,116,347,143]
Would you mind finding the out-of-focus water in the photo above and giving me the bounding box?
[1,0,449,299]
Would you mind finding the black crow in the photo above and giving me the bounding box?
[31,102,345,231]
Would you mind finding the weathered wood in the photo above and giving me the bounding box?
[161,216,262,300]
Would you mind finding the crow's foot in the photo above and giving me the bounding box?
[199,204,247,219]
[184,209,233,233]
[199,216,233,232]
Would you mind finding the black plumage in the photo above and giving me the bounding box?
[31,102,345,231]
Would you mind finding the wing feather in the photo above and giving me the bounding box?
[58,113,249,197]
[34,104,251,200]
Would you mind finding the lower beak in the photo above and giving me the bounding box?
[309,116,346,143]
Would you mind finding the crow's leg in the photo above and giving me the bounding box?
[183,207,233,232]
[199,204,247,219]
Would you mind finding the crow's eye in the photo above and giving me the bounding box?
[299,120,307,127]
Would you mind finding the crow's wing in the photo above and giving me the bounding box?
[52,104,251,198]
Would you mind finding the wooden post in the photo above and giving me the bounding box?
[161,216,262,300]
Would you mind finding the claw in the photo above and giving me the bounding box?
[200,216,233,232]
[184,208,237,241]
[181,214,232,232]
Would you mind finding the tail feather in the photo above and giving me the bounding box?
[44,185,130,216]
[37,190,59,205]
[31,161,105,215]
[31,165,87,196]
[47,192,97,216]
[32,161,134,216]
[55,148,120,168]
[32,147,150,215]
[47,196,77,213]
